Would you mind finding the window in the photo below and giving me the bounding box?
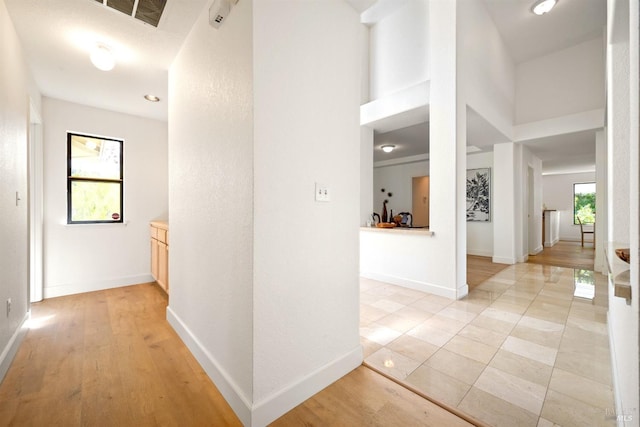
[67,132,123,224]
[573,182,595,224]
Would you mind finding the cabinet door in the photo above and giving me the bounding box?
[157,241,168,292]
[151,238,159,280]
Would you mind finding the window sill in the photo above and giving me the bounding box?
[64,221,129,227]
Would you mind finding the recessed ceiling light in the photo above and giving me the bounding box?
[381,145,395,153]
[531,0,557,15]
[144,95,160,102]
[90,43,115,71]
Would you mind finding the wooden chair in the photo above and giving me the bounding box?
[577,217,595,247]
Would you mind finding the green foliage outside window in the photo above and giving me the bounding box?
[573,183,595,224]
[67,133,123,224]
[70,181,121,222]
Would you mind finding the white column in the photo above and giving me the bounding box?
[594,129,607,273]
[360,126,374,225]
[428,0,467,297]
[605,0,638,420]
[492,142,517,264]
[607,38,630,242]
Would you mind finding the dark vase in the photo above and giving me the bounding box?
[382,201,388,223]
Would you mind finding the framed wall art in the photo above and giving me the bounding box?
[466,168,491,222]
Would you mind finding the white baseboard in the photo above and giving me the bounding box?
[251,346,362,426]
[0,312,29,383]
[530,246,543,255]
[166,306,253,425]
[44,274,154,298]
[466,249,493,257]
[607,311,624,427]
[360,272,458,299]
[167,306,362,427]
[492,256,516,265]
[457,284,469,300]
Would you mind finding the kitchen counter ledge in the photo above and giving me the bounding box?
[360,226,434,236]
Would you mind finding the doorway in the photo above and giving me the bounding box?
[527,165,536,256]
[28,100,43,303]
[412,176,429,227]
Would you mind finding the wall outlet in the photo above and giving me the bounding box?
[315,183,330,202]
[6,298,11,317]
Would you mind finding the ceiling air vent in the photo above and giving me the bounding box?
[93,0,167,27]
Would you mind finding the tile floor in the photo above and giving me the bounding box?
[360,263,615,427]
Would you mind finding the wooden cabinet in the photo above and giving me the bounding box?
[150,221,169,293]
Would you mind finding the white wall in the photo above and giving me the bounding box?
[458,0,515,139]
[520,146,543,259]
[606,0,639,420]
[373,159,429,217]
[369,0,429,101]
[542,172,596,242]
[168,1,361,425]
[360,229,457,297]
[42,98,168,298]
[253,0,361,418]
[167,0,254,422]
[0,0,40,380]
[466,152,493,256]
[516,37,605,124]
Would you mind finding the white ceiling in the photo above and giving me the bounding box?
[520,130,597,175]
[374,107,511,162]
[374,122,429,162]
[7,0,605,173]
[5,0,208,122]
[374,0,606,173]
[483,0,606,64]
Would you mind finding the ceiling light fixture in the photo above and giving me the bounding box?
[90,43,115,71]
[144,94,160,102]
[531,0,558,15]
[381,145,395,153]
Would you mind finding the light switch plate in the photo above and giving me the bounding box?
[315,183,330,202]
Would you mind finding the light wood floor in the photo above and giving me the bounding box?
[273,366,472,426]
[0,283,471,426]
[466,255,509,289]
[527,240,595,270]
[0,283,241,426]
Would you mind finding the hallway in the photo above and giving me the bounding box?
[527,241,596,271]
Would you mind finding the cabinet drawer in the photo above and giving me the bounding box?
[150,225,158,240]
[157,228,167,244]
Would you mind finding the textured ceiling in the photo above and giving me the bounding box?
[5,0,208,121]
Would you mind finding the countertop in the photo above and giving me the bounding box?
[360,226,434,236]
[605,241,631,285]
